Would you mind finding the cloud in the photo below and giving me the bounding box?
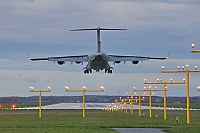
[0,69,199,97]
[1,0,199,43]
[22,77,40,83]
[0,75,16,82]
[0,1,200,97]
[0,1,199,58]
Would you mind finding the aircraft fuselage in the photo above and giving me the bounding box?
[86,52,111,72]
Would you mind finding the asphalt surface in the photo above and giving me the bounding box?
[113,128,165,133]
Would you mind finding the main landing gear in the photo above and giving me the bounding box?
[84,69,112,74]
[84,69,92,74]
[105,69,112,74]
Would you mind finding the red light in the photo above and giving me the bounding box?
[12,104,16,109]
[0,104,2,108]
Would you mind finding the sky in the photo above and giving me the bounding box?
[0,0,200,97]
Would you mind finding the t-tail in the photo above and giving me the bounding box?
[70,27,127,53]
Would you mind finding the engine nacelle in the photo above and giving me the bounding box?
[75,61,81,64]
[115,61,121,64]
[57,61,65,65]
[132,61,139,64]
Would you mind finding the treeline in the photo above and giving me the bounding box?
[0,95,200,103]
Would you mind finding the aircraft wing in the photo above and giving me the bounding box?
[108,55,167,62]
[29,55,89,62]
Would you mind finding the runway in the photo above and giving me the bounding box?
[15,103,199,110]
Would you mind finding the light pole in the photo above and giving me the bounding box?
[191,43,200,53]
[125,93,145,116]
[65,86,104,118]
[115,100,124,113]
[144,78,185,120]
[30,86,51,118]
[119,98,136,114]
[133,86,158,118]
[162,65,200,124]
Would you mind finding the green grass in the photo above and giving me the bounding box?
[0,102,54,109]
[0,109,199,133]
[143,103,200,109]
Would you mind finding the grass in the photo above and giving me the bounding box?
[0,108,199,133]
[1,102,54,109]
[143,103,200,109]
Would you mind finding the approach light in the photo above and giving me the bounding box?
[83,86,86,90]
[12,104,16,109]
[186,65,189,69]
[192,43,195,49]
[47,86,51,91]
[65,86,69,90]
[178,66,180,70]
[100,86,104,90]
[195,66,198,70]
[149,86,151,89]
[30,86,34,91]
[162,66,164,70]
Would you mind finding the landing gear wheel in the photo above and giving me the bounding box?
[108,70,112,74]
[84,69,91,74]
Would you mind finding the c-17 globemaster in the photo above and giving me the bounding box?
[29,27,167,74]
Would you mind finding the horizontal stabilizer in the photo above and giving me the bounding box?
[70,27,127,31]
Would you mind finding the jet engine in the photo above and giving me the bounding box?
[132,61,139,64]
[115,61,121,64]
[75,61,81,64]
[57,61,65,65]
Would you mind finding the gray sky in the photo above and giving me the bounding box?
[0,0,200,97]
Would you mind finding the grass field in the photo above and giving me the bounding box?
[0,108,199,133]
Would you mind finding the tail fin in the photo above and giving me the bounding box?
[70,27,127,53]
[27,52,30,60]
